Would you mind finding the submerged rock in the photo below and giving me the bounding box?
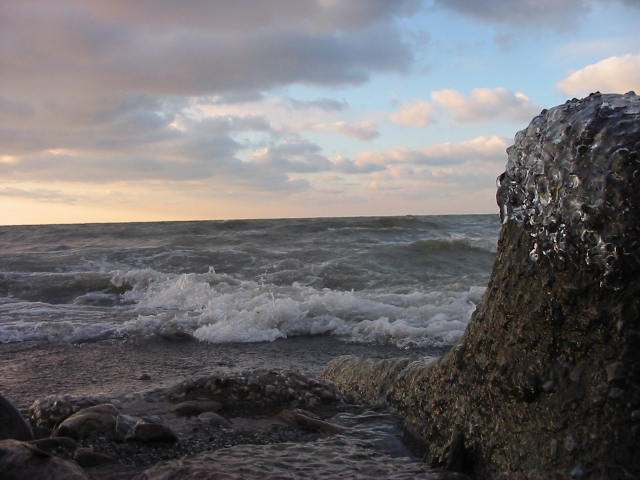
[134,436,468,480]
[324,93,640,479]
[0,393,32,441]
[167,369,344,415]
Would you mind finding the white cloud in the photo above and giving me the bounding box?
[311,121,379,140]
[357,135,509,167]
[390,99,436,127]
[431,87,539,123]
[557,54,640,96]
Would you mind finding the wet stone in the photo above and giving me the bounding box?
[125,421,178,443]
[171,400,222,417]
[74,447,116,467]
[605,362,626,383]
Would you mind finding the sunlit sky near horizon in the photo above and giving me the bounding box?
[1,0,639,225]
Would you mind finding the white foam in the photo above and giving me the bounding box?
[115,267,484,347]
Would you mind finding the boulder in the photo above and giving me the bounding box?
[0,393,32,441]
[52,403,119,440]
[29,394,115,432]
[0,439,89,480]
[324,93,640,479]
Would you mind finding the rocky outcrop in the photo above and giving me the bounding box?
[324,92,640,479]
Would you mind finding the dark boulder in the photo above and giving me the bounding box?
[0,393,32,441]
[0,439,89,480]
[324,92,640,479]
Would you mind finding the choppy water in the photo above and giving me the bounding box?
[0,215,498,347]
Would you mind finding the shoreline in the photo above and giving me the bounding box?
[0,336,445,412]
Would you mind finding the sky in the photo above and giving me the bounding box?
[1,0,639,225]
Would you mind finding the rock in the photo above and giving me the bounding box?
[278,408,348,434]
[29,394,113,431]
[323,93,640,479]
[166,370,343,415]
[73,447,116,467]
[125,420,178,443]
[138,373,151,381]
[197,411,232,428]
[0,393,32,441]
[0,439,90,480]
[171,400,222,417]
[53,403,119,439]
[115,413,140,439]
[605,362,625,383]
[30,436,77,458]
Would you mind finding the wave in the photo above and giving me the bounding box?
[115,267,485,348]
[0,267,486,347]
[407,238,497,254]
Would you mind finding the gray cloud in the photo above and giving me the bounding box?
[0,1,420,195]
[432,0,587,27]
[253,140,333,173]
[1,2,415,97]
[283,98,349,112]
[432,0,636,29]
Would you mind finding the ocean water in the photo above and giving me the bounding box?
[0,215,498,348]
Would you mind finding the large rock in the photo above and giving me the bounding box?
[0,394,32,441]
[52,403,119,439]
[0,439,89,480]
[324,92,640,479]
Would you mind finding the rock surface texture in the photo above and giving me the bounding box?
[0,393,32,441]
[324,92,640,479]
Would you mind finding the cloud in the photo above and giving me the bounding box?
[86,0,423,34]
[0,187,78,204]
[283,98,348,111]
[357,135,509,167]
[431,87,540,123]
[252,140,333,173]
[557,54,640,96]
[390,99,436,127]
[1,2,416,98]
[331,156,385,174]
[431,0,587,28]
[311,121,379,140]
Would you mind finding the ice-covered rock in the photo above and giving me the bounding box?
[324,93,640,479]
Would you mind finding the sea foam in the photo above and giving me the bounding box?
[116,267,483,347]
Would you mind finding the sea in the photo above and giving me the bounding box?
[0,215,499,349]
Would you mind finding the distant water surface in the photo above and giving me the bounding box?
[0,215,499,347]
